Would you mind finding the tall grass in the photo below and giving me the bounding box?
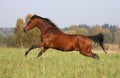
[0,48,119,78]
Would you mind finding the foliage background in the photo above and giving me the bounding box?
[0,14,120,48]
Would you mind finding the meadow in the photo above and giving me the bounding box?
[0,48,119,78]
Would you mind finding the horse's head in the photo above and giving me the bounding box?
[23,15,39,33]
[23,14,59,33]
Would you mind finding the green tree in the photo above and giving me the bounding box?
[0,33,6,47]
[89,26,103,35]
[114,29,120,43]
[65,25,79,34]
[25,14,33,22]
[103,28,113,43]
[14,18,24,47]
[64,25,88,35]
[14,14,41,47]
[78,27,88,35]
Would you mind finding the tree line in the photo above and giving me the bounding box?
[0,14,120,47]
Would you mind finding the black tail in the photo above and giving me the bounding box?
[88,33,107,54]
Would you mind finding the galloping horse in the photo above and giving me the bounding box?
[23,15,106,59]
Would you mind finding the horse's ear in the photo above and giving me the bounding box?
[31,14,37,19]
[33,14,36,16]
[33,14,38,17]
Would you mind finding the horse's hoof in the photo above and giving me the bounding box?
[94,54,99,60]
[25,52,28,57]
[92,53,99,60]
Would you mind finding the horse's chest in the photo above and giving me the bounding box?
[42,35,56,47]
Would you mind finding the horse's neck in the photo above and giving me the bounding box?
[37,24,60,35]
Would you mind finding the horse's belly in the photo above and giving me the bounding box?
[51,39,78,51]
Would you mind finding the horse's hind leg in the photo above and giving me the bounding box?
[25,45,40,57]
[79,50,92,57]
[79,50,99,59]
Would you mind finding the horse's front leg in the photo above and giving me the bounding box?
[25,45,40,57]
[37,48,48,58]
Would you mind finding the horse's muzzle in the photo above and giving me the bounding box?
[23,28,28,33]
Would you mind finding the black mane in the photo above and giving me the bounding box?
[31,15,58,28]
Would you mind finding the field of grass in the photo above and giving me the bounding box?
[0,48,120,78]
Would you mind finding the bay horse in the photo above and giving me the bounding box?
[23,15,107,59]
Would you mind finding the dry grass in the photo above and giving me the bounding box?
[92,44,120,54]
[0,48,120,78]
